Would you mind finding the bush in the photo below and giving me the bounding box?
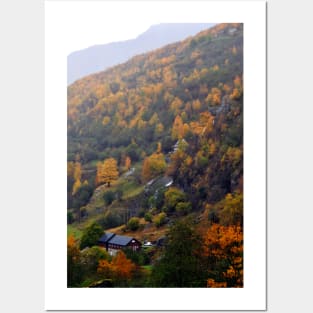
[164,187,186,212]
[127,217,140,231]
[123,248,150,266]
[144,212,153,222]
[97,210,123,229]
[154,212,167,228]
[80,223,103,250]
[80,246,110,278]
[175,202,192,215]
[103,190,115,206]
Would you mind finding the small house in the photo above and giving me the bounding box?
[98,232,141,256]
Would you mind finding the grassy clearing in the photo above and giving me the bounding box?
[67,225,83,240]
[122,182,144,199]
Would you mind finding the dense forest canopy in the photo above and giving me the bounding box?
[67,23,243,288]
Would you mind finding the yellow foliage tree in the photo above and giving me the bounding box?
[148,112,159,125]
[102,116,111,126]
[96,158,119,187]
[73,161,82,182]
[72,179,82,195]
[67,162,75,178]
[72,161,82,195]
[170,97,183,115]
[155,122,164,136]
[190,112,214,136]
[206,87,222,106]
[171,115,184,140]
[230,75,243,100]
[192,99,202,112]
[142,152,167,182]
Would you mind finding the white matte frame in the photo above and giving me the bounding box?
[45,0,266,310]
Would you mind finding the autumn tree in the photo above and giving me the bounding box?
[97,251,136,286]
[156,142,162,153]
[170,97,183,115]
[153,212,167,227]
[72,179,82,196]
[166,144,194,191]
[96,158,119,187]
[192,99,201,112]
[67,235,82,286]
[190,111,214,137]
[125,156,131,170]
[79,246,109,279]
[164,187,187,212]
[171,115,184,140]
[217,192,243,226]
[230,75,243,100]
[155,122,164,137]
[204,224,243,287]
[141,152,167,182]
[206,87,222,106]
[72,161,82,195]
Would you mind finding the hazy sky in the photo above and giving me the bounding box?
[48,1,177,56]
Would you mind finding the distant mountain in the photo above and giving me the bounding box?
[67,23,215,85]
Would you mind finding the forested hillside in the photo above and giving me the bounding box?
[67,23,215,84]
[67,23,243,288]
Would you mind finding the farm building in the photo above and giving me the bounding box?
[98,232,141,255]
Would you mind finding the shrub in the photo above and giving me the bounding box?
[103,190,115,206]
[97,210,123,229]
[127,217,140,231]
[144,212,153,222]
[164,187,187,212]
[80,223,103,250]
[154,212,167,228]
[175,202,192,215]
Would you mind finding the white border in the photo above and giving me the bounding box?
[45,1,266,310]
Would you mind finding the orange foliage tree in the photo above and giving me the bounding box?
[206,87,222,106]
[204,224,243,287]
[67,235,82,286]
[190,111,214,137]
[125,156,131,170]
[97,251,136,284]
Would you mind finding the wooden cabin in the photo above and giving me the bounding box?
[98,232,141,255]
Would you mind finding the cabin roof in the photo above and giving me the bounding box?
[98,232,115,244]
[98,232,141,247]
[108,234,134,246]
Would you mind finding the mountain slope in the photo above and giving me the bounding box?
[67,23,215,85]
[68,22,243,219]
